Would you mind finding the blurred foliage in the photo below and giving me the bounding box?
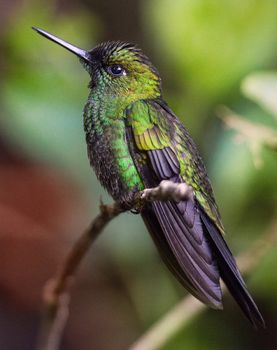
[2,3,95,180]
[242,72,277,119]
[145,0,277,127]
[0,0,276,349]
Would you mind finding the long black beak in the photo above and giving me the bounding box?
[32,27,91,63]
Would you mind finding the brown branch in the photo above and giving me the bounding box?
[141,180,194,202]
[36,182,193,350]
[36,201,125,350]
[36,177,277,350]
[129,219,277,350]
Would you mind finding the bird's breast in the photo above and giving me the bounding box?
[84,112,144,200]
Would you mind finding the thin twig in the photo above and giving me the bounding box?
[141,180,194,202]
[218,106,277,151]
[36,182,193,350]
[217,106,277,168]
[129,219,277,350]
[36,201,125,350]
[37,177,277,350]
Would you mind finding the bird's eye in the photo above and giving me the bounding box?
[107,64,127,77]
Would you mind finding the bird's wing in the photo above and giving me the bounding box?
[126,98,223,231]
[125,99,222,308]
[125,99,265,327]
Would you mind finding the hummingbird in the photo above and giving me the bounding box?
[33,27,264,328]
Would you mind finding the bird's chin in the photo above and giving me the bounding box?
[79,58,92,74]
[88,80,96,89]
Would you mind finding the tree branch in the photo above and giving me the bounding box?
[36,201,125,350]
[141,180,194,202]
[36,178,276,350]
[36,181,193,350]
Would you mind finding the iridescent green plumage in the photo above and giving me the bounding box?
[33,28,264,328]
[125,99,224,232]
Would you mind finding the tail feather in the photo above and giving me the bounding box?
[200,211,265,328]
[140,196,264,329]
[141,203,265,328]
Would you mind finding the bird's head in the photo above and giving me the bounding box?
[33,28,162,102]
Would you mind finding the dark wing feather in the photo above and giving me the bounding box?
[150,200,222,306]
[142,146,222,307]
[142,207,207,299]
[126,99,264,327]
[148,149,180,179]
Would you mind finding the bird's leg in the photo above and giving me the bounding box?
[118,186,145,214]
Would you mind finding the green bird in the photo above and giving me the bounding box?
[33,27,264,328]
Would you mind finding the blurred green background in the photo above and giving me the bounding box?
[0,0,277,349]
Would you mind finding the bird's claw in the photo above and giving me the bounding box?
[119,187,144,213]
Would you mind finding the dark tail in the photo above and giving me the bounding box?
[141,200,265,328]
[200,211,265,328]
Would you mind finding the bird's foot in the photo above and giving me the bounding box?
[119,187,144,214]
